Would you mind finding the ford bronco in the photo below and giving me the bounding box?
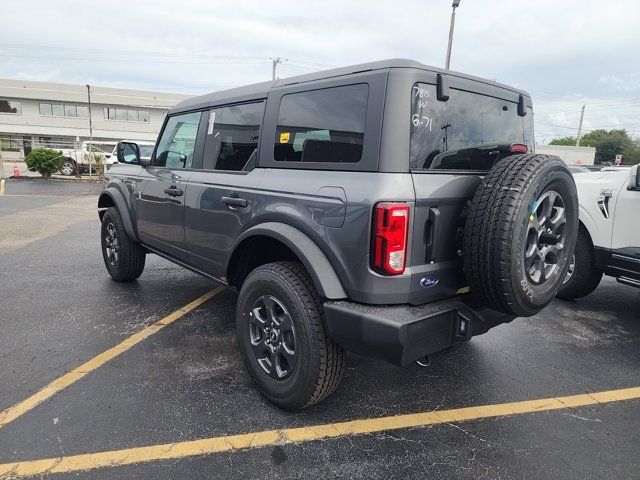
[558,164,640,299]
[98,59,578,410]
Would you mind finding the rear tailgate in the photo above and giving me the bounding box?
[408,173,481,305]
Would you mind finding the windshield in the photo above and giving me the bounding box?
[410,83,533,171]
[139,145,154,158]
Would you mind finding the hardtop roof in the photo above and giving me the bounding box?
[171,58,530,114]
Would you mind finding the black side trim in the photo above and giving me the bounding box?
[594,246,640,280]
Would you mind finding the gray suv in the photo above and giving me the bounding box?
[98,59,578,410]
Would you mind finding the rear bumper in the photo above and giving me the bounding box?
[323,295,515,366]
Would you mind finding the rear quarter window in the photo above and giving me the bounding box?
[274,84,368,164]
[410,83,533,171]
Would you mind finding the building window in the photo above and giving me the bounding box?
[37,136,74,149]
[39,102,89,118]
[40,103,53,116]
[103,107,150,123]
[0,99,22,115]
[52,103,64,116]
[0,136,24,151]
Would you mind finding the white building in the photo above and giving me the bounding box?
[535,144,596,165]
[0,78,191,160]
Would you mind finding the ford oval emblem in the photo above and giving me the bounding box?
[420,275,439,288]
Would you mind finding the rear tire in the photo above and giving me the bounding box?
[556,229,602,300]
[101,207,146,282]
[463,154,579,317]
[236,261,345,410]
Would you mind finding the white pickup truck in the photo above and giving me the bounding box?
[558,164,640,299]
[59,141,117,176]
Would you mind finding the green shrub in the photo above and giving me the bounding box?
[83,151,105,177]
[24,148,65,179]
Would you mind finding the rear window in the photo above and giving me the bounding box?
[274,84,368,164]
[410,83,533,171]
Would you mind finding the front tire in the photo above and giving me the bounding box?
[236,261,345,410]
[101,207,146,282]
[556,229,602,300]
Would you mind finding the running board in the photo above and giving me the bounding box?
[617,276,640,289]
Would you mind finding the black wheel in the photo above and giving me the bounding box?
[59,159,76,176]
[101,207,146,282]
[236,261,345,410]
[463,154,579,317]
[556,228,602,300]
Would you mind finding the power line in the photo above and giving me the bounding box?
[0,54,270,65]
[0,43,266,61]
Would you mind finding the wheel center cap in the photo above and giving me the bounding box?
[269,329,279,343]
[539,232,561,246]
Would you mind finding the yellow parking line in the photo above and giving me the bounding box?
[0,287,224,430]
[1,386,638,478]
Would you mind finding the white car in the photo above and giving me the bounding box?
[557,164,640,299]
[106,140,155,170]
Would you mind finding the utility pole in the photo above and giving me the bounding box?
[271,57,281,80]
[86,84,93,177]
[445,0,461,70]
[576,104,585,146]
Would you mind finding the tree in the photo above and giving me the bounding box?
[24,148,65,179]
[549,129,640,165]
[549,136,576,146]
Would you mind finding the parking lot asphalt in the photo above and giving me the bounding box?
[1,179,639,479]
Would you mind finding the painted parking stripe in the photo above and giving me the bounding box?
[0,287,223,430]
[0,386,638,478]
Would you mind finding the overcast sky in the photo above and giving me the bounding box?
[2,0,639,143]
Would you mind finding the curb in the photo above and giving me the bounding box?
[5,176,103,183]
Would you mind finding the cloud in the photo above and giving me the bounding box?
[1,0,639,141]
[598,74,640,93]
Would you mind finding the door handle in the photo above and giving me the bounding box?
[222,196,247,208]
[164,186,183,197]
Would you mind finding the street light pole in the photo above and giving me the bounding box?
[576,104,586,146]
[445,0,461,70]
[86,84,93,177]
[271,57,281,80]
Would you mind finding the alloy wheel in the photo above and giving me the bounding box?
[248,295,297,380]
[104,222,119,266]
[524,190,567,285]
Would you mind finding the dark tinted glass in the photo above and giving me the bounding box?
[274,84,368,164]
[202,102,264,171]
[410,83,533,171]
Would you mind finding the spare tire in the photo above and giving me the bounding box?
[463,154,578,317]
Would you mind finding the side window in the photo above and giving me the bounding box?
[154,112,201,169]
[274,84,368,164]
[202,101,264,171]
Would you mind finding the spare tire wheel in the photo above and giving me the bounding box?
[463,154,578,317]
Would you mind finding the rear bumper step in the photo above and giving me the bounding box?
[324,296,515,366]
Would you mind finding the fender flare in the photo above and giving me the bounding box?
[577,204,602,247]
[229,222,347,299]
[98,187,139,241]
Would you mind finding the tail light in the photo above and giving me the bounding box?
[510,143,528,153]
[371,202,409,275]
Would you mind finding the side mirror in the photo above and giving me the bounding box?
[116,141,141,165]
[628,164,640,191]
